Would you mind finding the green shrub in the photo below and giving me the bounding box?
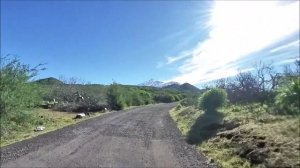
[139,91,153,105]
[199,88,228,112]
[0,56,43,137]
[275,78,300,115]
[107,84,126,110]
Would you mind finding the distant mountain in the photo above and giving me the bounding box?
[138,79,199,93]
[35,77,64,85]
[138,79,179,88]
[138,79,164,87]
[162,81,180,87]
[163,83,200,93]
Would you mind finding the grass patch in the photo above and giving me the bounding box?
[200,138,251,168]
[170,106,203,136]
[170,104,300,168]
[0,108,105,147]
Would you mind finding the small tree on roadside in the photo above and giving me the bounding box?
[199,88,228,112]
[0,55,44,137]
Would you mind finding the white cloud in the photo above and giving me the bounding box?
[270,40,299,53]
[168,0,299,84]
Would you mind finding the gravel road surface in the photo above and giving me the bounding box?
[1,103,216,168]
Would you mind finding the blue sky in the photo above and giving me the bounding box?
[1,1,299,86]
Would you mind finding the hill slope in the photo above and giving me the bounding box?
[163,83,200,93]
[35,77,64,85]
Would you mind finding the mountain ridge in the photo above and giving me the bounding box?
[138,79,180,88]
[138,79,200,93]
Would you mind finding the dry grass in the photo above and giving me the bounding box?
[0,108,105,147]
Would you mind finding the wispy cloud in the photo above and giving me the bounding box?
[275,56,300,65]
[166,50,193,64]
[270,40,299,53]
[167,1,299,84]
[159,30,187,43]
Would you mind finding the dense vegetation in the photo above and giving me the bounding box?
[0,56,184,144]
[171,61,300,168]
[37,78,183,112]
[0,57,44,138]
[107,83,183,110]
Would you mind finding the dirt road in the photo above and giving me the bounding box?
[1,103,215,168]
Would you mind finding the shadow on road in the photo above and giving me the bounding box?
[186,110,224,145]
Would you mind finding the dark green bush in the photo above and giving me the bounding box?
[154,94,174,103]
[275,78,300,115]
[199,88,228,112]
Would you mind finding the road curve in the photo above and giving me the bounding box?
[1,103,215,168]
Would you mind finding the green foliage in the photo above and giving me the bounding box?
[107,83,126,110]
[107,84,152,110]
[0,56,43,137]
[275,78,300,115]
[180,94,199,107]
[107,84,181,110]
[134,90,153,105]
[222,103,281,125]
[154,94,175,103]
[199,88,228,112]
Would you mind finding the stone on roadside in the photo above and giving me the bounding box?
[34,126,45,132]
[74,113,86,119]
